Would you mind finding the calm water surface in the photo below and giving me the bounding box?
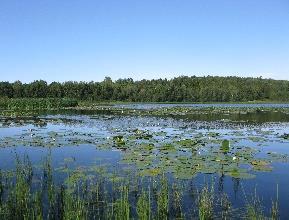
[0,104,289,218]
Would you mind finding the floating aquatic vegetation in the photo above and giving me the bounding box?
[280,133,289,140]
[0,105,289,219]
[159,143,177,152]
[221,140,230,153]
[0,112,289,183]
[139,168,161,177]
[113,135,126,146]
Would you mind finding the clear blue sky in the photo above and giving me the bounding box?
[0,0,289,83]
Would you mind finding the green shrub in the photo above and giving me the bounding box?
[0,98,78,110]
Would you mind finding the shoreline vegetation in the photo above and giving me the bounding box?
[0,98,78,111]
[0,98,289,121]
[1,97,289,110]
[79,100,289,105]
[1,76,289,116]
[1,98,289,118]
[1,76,289,103]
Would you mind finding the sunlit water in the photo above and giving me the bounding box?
[0,105,289,218]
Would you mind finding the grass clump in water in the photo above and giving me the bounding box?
[137,190,151,220]
[198,185,214,220]
[113,185,130,220]
[245,189,265,220]
[157,175,169,220]
[0,155,285,219]
[270,184,279,220]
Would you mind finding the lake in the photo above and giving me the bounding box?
[0,104,289,219]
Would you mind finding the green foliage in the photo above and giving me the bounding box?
[137,190,151,220]
[246,190,265,220]
[157,176,169,220]
[1,76,289,102]
[198,185,214,220]
[221,140,230,153]
[220,194,231,219]
[0,156,282,219]
[61,187,87,220]
[114,186,130,220]
[0,170,3,205]
[0,98,78,110]
[0,98,9,109]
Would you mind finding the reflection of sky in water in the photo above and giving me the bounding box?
[0,113,289,218]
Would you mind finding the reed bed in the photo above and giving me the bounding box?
[0,98,78,110]
[0,156,281,220]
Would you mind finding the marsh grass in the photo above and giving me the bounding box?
[0,98,78,111]
[198,184,214,220]
[60,185,87,220]
[156,175,169,220]
[0,169,3,205]
[270,184,279,220]
[220,194,231,220]
[137,189,151,220]
[245,189,265,220]
[246,190,280,220]
[172,183,184,219]
[0,156,283,219]
[271,200,279,220]
[113,185,130,220]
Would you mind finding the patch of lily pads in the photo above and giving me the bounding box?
[0,114,289,181]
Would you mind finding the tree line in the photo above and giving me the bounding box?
[0,76,288,102]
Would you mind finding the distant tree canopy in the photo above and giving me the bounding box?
[0,76,288,102]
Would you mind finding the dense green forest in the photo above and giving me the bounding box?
[0,76,289,102]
